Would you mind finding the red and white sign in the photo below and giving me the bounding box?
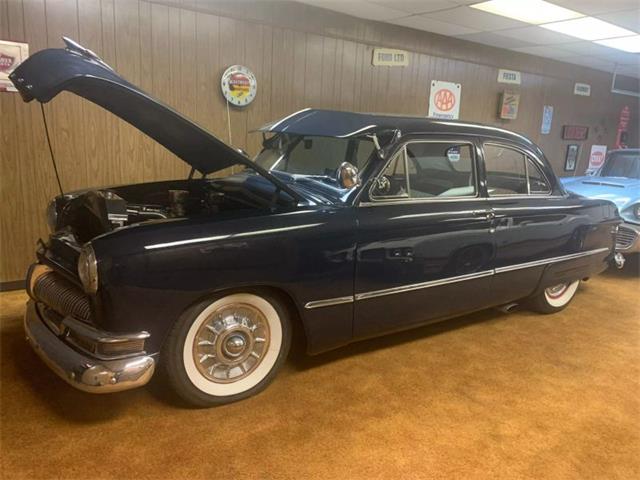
[587,145,607,174]
[428,80,461,120]
[0,40,29,93]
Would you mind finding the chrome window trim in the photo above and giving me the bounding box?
[483,142,553,198]
[360,196,488,207]
[483,195,566,202]
[304,247,610,308]
[526,156,553,195]
[367,139,479,205]
[369,146,410,201]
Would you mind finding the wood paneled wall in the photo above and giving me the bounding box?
[1,0,638,283]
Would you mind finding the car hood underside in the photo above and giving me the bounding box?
[9,37,301,202]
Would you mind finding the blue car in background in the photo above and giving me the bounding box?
[561,149,640,255]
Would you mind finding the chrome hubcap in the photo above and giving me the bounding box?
[193,303,270,383]
[545,283,568,299]
[224,335,246,357]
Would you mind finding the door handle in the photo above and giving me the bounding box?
[473,210,495,220]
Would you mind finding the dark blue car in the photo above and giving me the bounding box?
[12,39,620,406]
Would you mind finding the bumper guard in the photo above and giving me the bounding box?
[24,300,155,393]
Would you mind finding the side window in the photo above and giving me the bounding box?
[527,158,551,194]
[405,142,476,197]
[371,149,408,198]
[484,144,528,195]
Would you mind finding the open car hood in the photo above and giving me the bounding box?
[9,38,301,202]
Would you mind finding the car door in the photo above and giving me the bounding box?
[481,141,583,305]
[353,136,494,340]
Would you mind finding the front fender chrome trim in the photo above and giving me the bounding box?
[354,270,494,301]
[304,296,354,309]
[304,247,611,308]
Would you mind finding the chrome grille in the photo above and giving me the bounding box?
[616,226,638,250]
[33,272,92,323]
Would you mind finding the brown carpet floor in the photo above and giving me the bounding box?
[1,263,639,479]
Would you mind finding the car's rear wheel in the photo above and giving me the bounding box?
[161,292,291,407]
[528,280,580,314]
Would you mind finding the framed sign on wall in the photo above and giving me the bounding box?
[562,125,589,141]
[564,144,579,172]
[0,40,29,92]
[499,92,520,120]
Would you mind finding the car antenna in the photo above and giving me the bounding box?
[40,104,64,196]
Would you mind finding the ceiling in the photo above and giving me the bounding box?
[296,0,640,77]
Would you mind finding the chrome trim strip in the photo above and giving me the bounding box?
[354,270,494,301]
[304,296,354,309]
[304,247,610,307]
[267,107,311,131]
[494,247,610,274]
[360,197,487,207]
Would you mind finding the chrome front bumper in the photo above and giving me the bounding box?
[24,300,155,393]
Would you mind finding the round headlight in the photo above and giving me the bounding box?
[634,204,640,219]
[78,244,98,293]
[46,200,58,232]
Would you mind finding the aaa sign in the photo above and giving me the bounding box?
[428,80,461,120]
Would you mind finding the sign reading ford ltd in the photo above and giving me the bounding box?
[428,80,461,120]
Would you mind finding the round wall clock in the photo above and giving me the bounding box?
[221,65,257,107]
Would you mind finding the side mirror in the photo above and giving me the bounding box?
[373,176,391,196]
[336,162,360,189]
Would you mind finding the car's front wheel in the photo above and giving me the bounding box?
[528,280,580,314]
[161,291,291,407]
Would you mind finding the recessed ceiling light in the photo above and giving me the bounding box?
[541,17,635,41]
[470,0,582,25]
[595,35,640,53]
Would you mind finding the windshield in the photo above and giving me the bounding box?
[254,134,375,180]
[600,151,640,179]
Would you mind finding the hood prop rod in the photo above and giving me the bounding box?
[41,103,64,196]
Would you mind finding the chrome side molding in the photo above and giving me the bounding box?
[304,296,354,310]
[493,247,610,274]
[304,247,610,309]
[354,270,494,301]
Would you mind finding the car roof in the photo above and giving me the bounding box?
[257,108,538,149]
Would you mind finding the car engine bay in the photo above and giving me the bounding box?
[50,178,282,243]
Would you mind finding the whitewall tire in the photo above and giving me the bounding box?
[161,291,291,407]
[529,280,580,314]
